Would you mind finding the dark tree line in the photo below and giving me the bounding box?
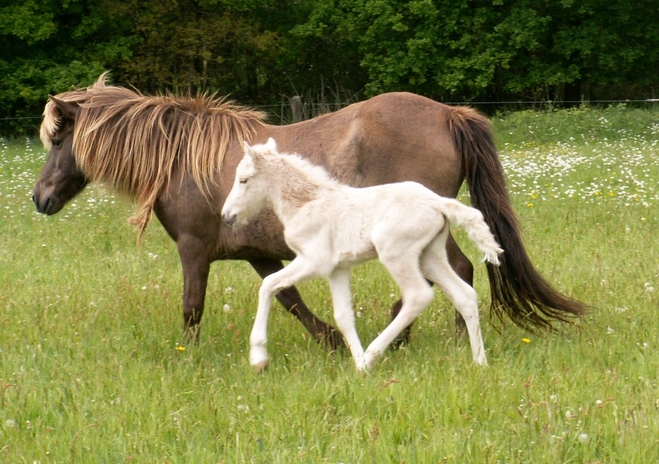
[1,0,658,134]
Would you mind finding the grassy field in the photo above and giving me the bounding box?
[1,105,658,463]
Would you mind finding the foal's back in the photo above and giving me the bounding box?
[287,180,446,266]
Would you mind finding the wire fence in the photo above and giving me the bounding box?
[2,98,658,134]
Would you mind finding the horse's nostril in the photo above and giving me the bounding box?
[31,194,36,205]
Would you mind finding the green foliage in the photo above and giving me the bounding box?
[2,108,659,461]
[0,0,133,134]
[1,0,659,135]
[293,0,659,101]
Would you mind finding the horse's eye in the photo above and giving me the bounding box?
[239,178,248,184]
[52,139,62,149]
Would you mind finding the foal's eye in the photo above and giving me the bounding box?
[52,139,62,148]
[239,178,248,184]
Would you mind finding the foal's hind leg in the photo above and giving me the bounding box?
[446,234,474,337]
[249,259,344,350]
[421,237,487,366]
[362,254,435,370]
[390,233,473,346]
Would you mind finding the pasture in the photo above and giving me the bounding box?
[1,105,658,462]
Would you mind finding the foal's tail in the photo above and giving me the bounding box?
[447,106,589,332]
[440,199,503,266]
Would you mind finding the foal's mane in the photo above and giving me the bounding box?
[41,73,267,240]
[275,152,341,190]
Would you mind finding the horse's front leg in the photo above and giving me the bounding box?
[177,237,212,341]
[249,258,344,350]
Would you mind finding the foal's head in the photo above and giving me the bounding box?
[221,138,278,227]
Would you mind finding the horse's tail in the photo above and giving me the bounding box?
[439,198,503,266]
[446,106,589,332]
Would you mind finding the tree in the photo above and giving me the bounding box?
[0,0,134,133]
[293,0,659,102]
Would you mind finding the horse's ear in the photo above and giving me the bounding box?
[49,96,79,121]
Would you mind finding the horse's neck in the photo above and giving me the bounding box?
[268,158,337,223]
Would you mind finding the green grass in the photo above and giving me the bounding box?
[1,106,658,463]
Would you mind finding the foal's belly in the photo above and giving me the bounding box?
[337,243,378,267]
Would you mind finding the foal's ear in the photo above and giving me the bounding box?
[243,140,254,158]
[49,96,79,121]
[265,137,277,151]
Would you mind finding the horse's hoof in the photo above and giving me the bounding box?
[388,332,410,351]
[318,327,345,351]
[183,325,201,344]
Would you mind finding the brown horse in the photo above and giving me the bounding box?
[33,74,587,349]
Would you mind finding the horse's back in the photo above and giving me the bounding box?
[263,93,465,197]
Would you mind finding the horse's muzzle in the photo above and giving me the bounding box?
[32,193,54,215]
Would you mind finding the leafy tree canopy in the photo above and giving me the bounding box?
[1,0,657,134]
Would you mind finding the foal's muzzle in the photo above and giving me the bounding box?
[222,212,237,227]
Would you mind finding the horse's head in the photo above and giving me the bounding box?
[33,96,89,215]
[221,138,277,228]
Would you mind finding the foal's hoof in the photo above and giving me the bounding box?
[360,351,380,371]
[250,345,269,372]
[252,359,269,372]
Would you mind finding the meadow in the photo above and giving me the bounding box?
[1,105,658,463]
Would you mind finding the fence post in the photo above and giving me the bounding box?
[290,96,303,123]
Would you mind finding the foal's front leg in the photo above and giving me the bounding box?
[250,257,321,371]
[327,268,365,370]
[249,258,344,350]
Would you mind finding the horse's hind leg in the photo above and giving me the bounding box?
[421,237,487,366]
[249,259,344,350]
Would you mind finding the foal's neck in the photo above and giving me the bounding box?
[268,156,338,222]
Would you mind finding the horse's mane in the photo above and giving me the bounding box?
[41,73,267,240]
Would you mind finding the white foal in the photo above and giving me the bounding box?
[222,138,503,372]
